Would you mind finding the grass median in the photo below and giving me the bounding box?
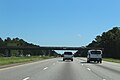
[0,56,54,66]
[103,58,120,63]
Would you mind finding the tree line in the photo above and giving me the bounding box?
[0,37,58,57]
[75,27,120,59]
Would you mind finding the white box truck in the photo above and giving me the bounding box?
[87,50,102,63]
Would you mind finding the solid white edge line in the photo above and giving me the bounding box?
[23,77,30,80]
[0,58,54,71]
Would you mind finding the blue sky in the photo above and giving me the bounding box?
[0,0,120,47]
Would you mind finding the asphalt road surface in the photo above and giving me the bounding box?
[0,58,120,80]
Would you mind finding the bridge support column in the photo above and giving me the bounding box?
[48,50,51,56]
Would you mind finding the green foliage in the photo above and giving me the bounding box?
[0,37,59,57]
[87,27,120,59]
[0,56,53,65]
[103,58,120,63]
[74,49,88,57]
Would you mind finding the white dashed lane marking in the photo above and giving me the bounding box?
[87,68,91,71]
[43,67,48,70]
[23,77,30,80]
[53,63,55,65]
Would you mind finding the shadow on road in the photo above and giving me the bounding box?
[80,61,88,64]
[80,61,99,64]
[58,60,73,62]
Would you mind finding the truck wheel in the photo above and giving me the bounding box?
[87,60,90,63]
[97,61,99,63]
[71,59,73,61]
[100,60,102,63]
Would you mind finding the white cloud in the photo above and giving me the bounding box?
[77,34,83,39]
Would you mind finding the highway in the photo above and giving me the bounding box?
[0,58,120,80]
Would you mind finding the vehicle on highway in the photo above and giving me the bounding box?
[63,52,73,61]
[87,50,102,63]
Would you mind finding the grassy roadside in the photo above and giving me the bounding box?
[0,56,54,66]
[103,58,120,63]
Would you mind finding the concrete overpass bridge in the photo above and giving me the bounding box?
[0,46,103,57]
[0,46,103,50]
